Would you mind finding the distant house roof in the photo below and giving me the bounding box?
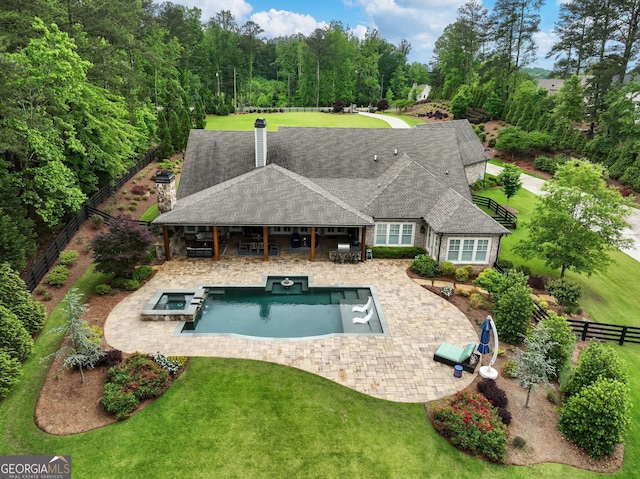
[154,120,508,235]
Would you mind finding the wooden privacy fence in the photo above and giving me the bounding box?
[493,263,640,346]
[472,195,517,229]
[23,149,156,291]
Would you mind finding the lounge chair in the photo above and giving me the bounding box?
[352,309,374,324]
[352,296,373,313]
[433,342,480,373]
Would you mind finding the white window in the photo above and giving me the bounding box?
[374,223,414,246]
[446,238,490,263]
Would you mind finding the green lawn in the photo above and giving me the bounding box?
[205,112,392,130]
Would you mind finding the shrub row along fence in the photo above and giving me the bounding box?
[493,263,640,346]
[472,195,517,229]
[23,149,156,292]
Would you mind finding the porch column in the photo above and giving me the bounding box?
[163,225,171,261]
[212,225,220,261]
[263,225,269,261]
[310,226,316,262]
[360,227,367,262]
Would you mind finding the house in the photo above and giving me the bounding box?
[411,83,431,101]
[152,119,510,266]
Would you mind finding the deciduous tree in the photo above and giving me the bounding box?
[516,159,633,277]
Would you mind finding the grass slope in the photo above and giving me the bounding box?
[205,112,391,130]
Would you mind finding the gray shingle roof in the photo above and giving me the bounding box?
[413,120,489,166]
[154,164,373,227]
[154,122,508,235]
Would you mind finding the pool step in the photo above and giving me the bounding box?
[330,292,345,304]
[343,290,359,300]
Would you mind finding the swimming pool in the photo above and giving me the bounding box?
[169,275,386,338]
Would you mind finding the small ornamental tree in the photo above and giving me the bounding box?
[545,278,582,314]
[497,164,522,208]
[0,262,46,335]
[376,99,389,111]
[559,378,631,459]
[450,91,469,119]
[92,215,154,279]
[472,267,505,298]
[482,92,503,120]
[332,98,345,113]
[564,340,628,397]
[44,289,104,383]
[513,326,557,407]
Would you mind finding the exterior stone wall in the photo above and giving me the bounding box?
[156,181,176,213]
[464,162,486,185]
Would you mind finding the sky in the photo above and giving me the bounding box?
[174,0,563,70]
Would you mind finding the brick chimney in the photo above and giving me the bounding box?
[155,170,176,213]
[254,118,267,168]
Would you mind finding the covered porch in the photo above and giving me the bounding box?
[159,224,368,262]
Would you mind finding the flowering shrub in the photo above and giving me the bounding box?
[432,391,509,463]
[151,351,184,375]
[101,353,169,419]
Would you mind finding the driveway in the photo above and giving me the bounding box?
[357,111,411,128]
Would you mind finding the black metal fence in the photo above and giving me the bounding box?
[492,263,640,346]
[23,149,156,291]
[472,195,517,229]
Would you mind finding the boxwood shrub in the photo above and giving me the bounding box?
[45,265,70,287]
[371,246,425,259]
[58,250,79,266]
[410,254,439,277]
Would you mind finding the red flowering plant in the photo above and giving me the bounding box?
[101,353,170,419]
[432,390,509,463]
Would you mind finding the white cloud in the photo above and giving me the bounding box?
[348,0,467,63]
[350,24,369,40]
[180,0,252,24]
[250,9,329,37]
[533,30,559,70]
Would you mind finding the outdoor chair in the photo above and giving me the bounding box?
[352,309,374,324]
[352,296,373,313]
[433,342,480,373]
[291,233,301,248]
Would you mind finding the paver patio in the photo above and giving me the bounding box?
[105,258,480,403]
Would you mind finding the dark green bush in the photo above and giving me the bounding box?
[564,341,628,397]
[495,258,513,270]
[410,254,439,278]
[111,277,128,289]
[440,261,456,277]
[534,155,568,174]
[94,284,112,295]
[371,246,425,259]
[432,391,508,463]
[58,250,79,266]
[488,138,497,148]
[514,264,531,277]
[472,268,505,296]
[493,271,533,344]
[133,265,154,282]
[546,278,582,314]
[0,351,21,399]
[455,267,469,283]
[559,378,631,459]
[46,265,70,287]
[0,305,33,362]
[123,279,140,291]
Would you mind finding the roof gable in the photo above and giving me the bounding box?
[154,164,373,227]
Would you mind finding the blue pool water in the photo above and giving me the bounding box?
[181,280,374,338]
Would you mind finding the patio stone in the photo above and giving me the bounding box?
[104,258,479,403]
